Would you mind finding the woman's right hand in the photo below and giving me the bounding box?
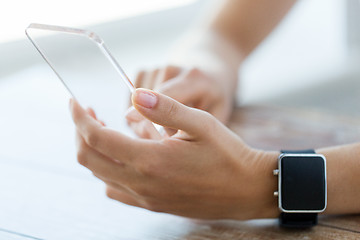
[71,88,279,220]
[126,65,237,139]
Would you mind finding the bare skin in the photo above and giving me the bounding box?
[126,0,297,136]
[71,90,279,220]
[70,0,360,219]
[70,89,360,219]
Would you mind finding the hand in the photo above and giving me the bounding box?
[70,88,278,220]
[126,66,237,139]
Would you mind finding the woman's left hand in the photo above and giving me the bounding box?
[70,88,278,220]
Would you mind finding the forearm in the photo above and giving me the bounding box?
[318,142,360,215]
[169,29,242,90]
[212,0,297,58]
[169,0,297,89]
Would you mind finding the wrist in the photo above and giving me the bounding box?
[169,30,242,81]
[317,143,360,215]
[247,149,280,219]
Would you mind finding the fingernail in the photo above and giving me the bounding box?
[134,89,157,108]
[69,98,73,109]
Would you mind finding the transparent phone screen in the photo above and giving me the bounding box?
[26,23,135,134]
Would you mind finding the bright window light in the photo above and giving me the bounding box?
[0,0,196,44]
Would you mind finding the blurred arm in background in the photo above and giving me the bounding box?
[126,0,296,138]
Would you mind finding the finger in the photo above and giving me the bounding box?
[156,75,203,105]
[75,130,82,150]
[131,88,211,136]
[143,69,160,90]
[77,135,133,182]
[125,107,162,140]
[209,102,232,124]
[134,70,146,88]
[93,172,138,197]
[87,108,97,119]
[86,108,107,126]
[105,185,142,208]
[125,106,145,123]
[70,99,143,160]
[163,127,178,136]
[128,117,162,140]
[154,65,182,86]
[130,70,146,108]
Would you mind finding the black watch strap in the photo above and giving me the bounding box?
[279,149,317,228]
[280,212,317,228]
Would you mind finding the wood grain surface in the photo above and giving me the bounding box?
[229,105,360,151]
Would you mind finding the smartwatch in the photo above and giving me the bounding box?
[273,149,327,228]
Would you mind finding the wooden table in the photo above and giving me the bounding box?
[1,104,359,239]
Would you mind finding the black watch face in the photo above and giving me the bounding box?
[280,155,326,212]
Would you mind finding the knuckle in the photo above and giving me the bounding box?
[136,70,145,76]
[153,68,160,74]
[132,123,152,139]
[92,172,101,180]
[167,102,179,118]
[135,70,145,85]
[200,111,218,132]
[162,65,179,78]
[136,161,157,178]
[125,108,141,122]
[77,148,88,166]
[125,113,133,123]
[187,67,201,77]
[105,186,115,199]
[143,200,164,213]
[163,65,174,72]
[84,129,100,148]
[150,68,160,79]
[134,185,152,197]
[201,110,214,120]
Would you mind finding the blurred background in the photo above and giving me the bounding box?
[0,0,359,239]
[1,0,360,110]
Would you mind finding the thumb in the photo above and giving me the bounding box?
[131,88,207,135]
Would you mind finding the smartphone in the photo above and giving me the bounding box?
[26,23,159,135]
